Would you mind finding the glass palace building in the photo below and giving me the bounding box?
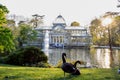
[29,15,92,48]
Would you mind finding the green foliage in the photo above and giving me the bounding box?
[0,9,6,26]
[90,14,120,46]
[0,4,9,13]
[90,18,103,45]
[7,20,15,27]
[18,24,37,47]
[5,46,48,66]
[71,21,80,26]
[112,16,120,46]
[0,46,4,53]
[0,26,15,54]
[36,62,52,68]
[0,4,14,54]
[0,4,9,26]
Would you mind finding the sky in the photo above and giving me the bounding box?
[1,0,120,26]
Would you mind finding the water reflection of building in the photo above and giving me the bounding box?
[32,15,92,48]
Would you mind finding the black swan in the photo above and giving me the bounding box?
[72,60,81,75]
[61,53,81,77]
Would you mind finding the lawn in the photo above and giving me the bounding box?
[0,64,120,80]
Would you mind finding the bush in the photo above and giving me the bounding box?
[36,62,52,68]
[0,57,7,63]
[5,46,48,66]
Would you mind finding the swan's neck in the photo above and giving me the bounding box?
[74,61,80,67]
[62,55,66,63]
[74,62,77,67]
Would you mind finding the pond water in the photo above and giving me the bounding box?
[43,47,120,68]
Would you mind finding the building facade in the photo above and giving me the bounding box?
[30,15,92,48]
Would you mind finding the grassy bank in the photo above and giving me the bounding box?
[0,64,120,80]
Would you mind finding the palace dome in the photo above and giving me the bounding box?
[53,15,66,25]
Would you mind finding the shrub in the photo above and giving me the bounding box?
[36,62,52,68]
[5,46,48,66]
[55,60,62,68]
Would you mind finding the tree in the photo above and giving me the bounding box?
[0,4,15,54]
[0,4,9,13]
[112,16,120,46]
[18,24,37,47]
[90,12,120,46]
[71,21,80,26]
[90,18,103,45]
[0,26,15,54]
[29,14,44,28]
[0,4,9,26]
[7,20,15,27]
